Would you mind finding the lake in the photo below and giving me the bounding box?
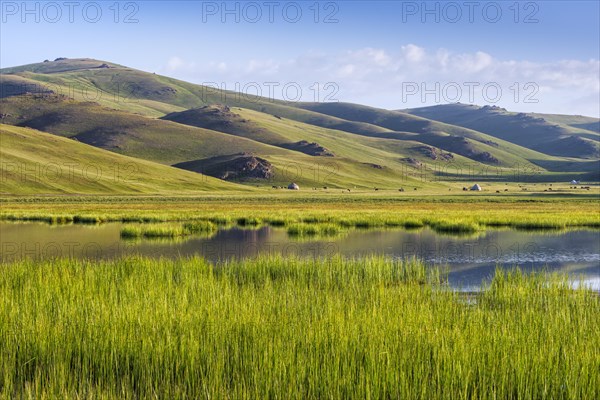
[1,222,598,291]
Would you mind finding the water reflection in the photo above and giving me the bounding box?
[1,222,598,291]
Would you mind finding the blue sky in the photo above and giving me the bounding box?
[1,1,599,115]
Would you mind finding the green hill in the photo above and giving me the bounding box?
[1,95,429,188]
[0,124,247,195]
[162,104,290,144]
[161,104,550,185]
[403,104,600,158]
[1,58,598,188]
[0,94,278,165]
[529,113,600,133]
[294,102,576,168]
[0,58,123,74]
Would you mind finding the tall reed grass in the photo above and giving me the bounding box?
[120,221,217,239]
[0,256,597,399]
[2,203,600,232]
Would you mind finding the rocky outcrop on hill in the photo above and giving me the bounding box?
[282,140,334,157]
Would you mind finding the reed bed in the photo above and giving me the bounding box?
[182,220,218,234]
[120,224,188,239]
[120,221,217,239]
[425,218,481,234]
[236,216,263,226]
[3,207,598,232]
[0,256,598,399]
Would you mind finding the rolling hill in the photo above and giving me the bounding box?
[0,95,430,188]
[1,57,599,192]
[530,113,600,133]
[294,102,561,166]
[0,124,247,194]
[403,103,600,158]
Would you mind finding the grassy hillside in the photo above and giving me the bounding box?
[1,58,598,186]
[0,94,280,165]
[234,107,518,171]
[403,104,600,158]
[2,58,405,138]
[295,102,585,168]
[0,124,248,195]
[162,104,291,144]
[162,104,559,186]
[530,113,600,133]
[1,95,429,188]
[0,58,123,74]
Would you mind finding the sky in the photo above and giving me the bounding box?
[1,0,599,116]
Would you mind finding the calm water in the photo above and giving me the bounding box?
[1,222,599,291]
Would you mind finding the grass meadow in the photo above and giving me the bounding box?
[0,255,598,399]
[1,195,599,398]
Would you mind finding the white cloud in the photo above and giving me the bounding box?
[166,56,184,71]
[401,44,425,63]
[350,48,391,67]
[165,56,196,72]
[161,46,600,117]
[455,51,493,73]
[435,48,450,70]
[338,64,356,78]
